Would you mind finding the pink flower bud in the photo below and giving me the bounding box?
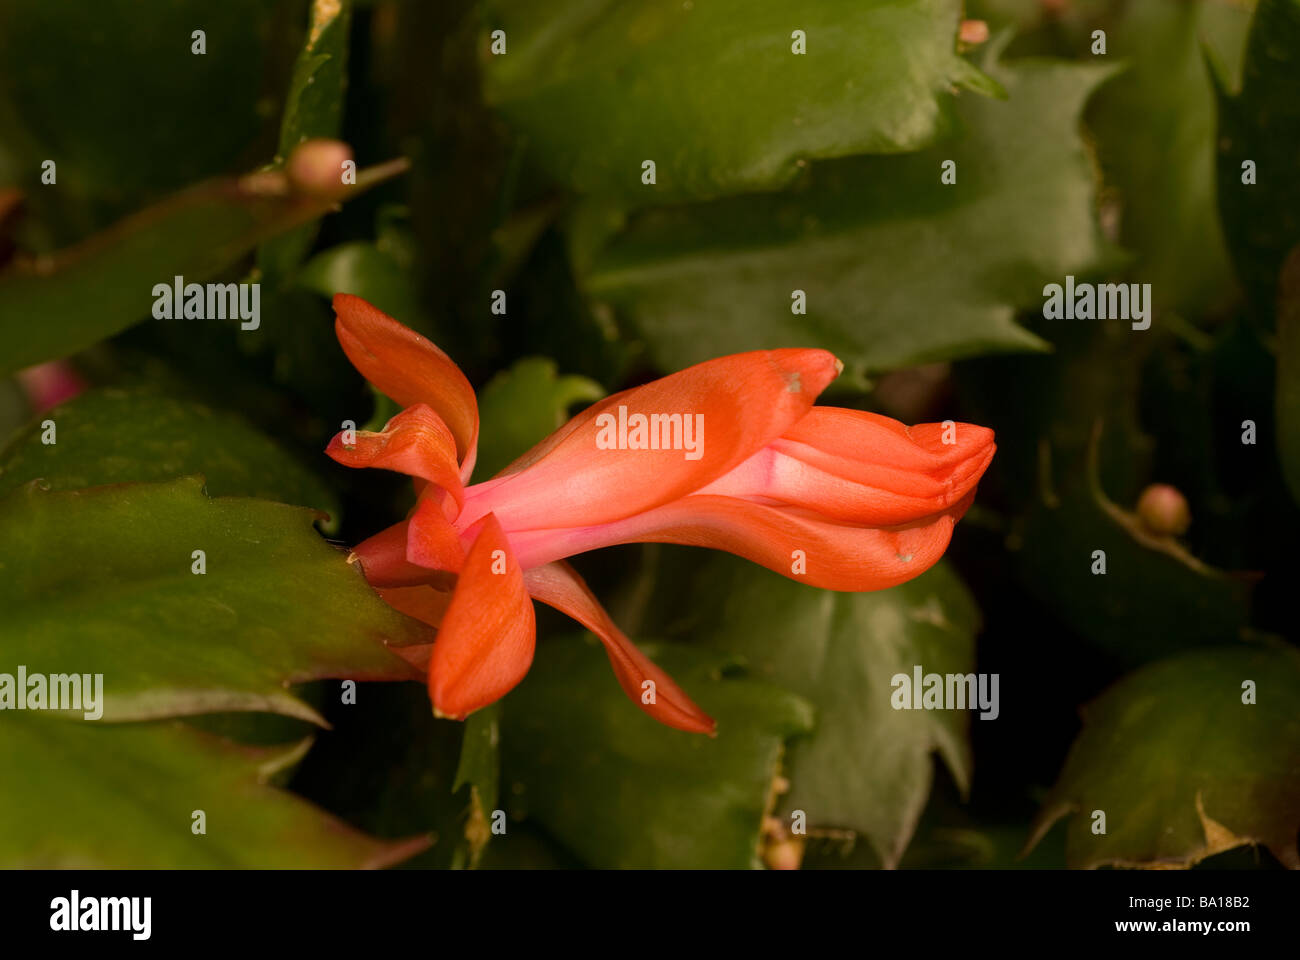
[286,139,354,196]
[1136,483,1191,536]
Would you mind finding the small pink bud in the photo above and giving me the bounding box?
[286,139,354,196]
[1136,483,1191,537]
[17,360,86,414]
[763,835,805,871]
[959,20,990,45]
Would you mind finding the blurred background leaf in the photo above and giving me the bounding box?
[1017,469,1253,666]
[258,0,355,283]
[0,386,339,525]
[299,236,426,331]
[473,356,604,478]
[289,682,500,870]
[0,0,294,246]
[452,703,502,865]
[1084,0,1250,314]
[1279,249,1300,505]
[634,555,978,869]
[499,638,813,868]
[480,0,996,207]
[0,716,428,868]
[0,157,406,376]
[1214,0,1300,314]
[580,45,1115,383]
[0,477,425,723]
[1028,645,1300,869]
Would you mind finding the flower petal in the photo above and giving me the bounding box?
[782,409,995,480]
[376,584,453,628]
[428,513,535,719]
[351,521,454,588]
[373,586,447,672]
[697,410,995,525]
[459,348,842,531]
[406,494,468,573]
[630,493,974,591]
[332,294,480,474]
[524,561,715,735]
[509,492,975,591]
[326,403,465,514]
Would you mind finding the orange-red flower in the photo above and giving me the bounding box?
[326,294,995,734]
